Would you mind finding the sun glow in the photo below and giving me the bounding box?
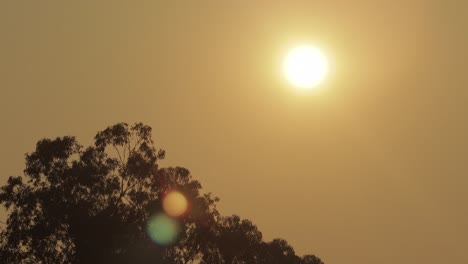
[283,45,328,89]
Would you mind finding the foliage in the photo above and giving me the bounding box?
[0,122,323,264]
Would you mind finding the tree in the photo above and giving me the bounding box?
[0,122,323,264]
[256,239,301,264]
[199,216,324,264]
[301,255,325,264]
[0,123,219,263]
[200,215,263,263]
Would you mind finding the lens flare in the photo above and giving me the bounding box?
[147,213,179,245]
[163,191,189,218]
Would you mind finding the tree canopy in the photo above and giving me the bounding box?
[0,122,324,264]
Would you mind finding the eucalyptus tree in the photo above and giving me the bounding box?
[0,123,218,263]
[0,122,324,264]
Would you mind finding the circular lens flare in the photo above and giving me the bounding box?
[147,213,179,246]
[163,191,188,218]
[284,45,328,89]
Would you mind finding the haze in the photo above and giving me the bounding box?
[1,1,467,263]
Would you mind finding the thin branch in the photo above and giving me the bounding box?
[112,145,123,163]
[123,142,127,162]
[131,137,143,153]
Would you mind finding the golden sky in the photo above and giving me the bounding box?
[1,1,467,263]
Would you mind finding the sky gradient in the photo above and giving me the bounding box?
[1,1,467,263]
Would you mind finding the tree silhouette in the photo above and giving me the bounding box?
[201,215,263,263]
[0,122,323,264]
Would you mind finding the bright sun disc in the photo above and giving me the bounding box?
[284,45,328,89]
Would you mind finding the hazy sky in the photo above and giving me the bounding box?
[1,1,467,263]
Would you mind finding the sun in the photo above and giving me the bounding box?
[283,45,328,89]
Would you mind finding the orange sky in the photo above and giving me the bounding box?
[1,1,467,263]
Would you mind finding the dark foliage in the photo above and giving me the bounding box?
[0,122,323,264]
